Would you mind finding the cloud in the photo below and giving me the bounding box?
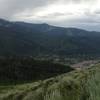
[0,0,97,19]
[0,0,55,19]
[0,0,100,31]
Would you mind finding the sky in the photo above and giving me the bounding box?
[0,0,100,31]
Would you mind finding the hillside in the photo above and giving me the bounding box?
[0,57,73,84]
[0,19,100,56]
[0,63,99,100]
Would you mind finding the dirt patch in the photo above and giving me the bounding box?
[71,60,99,69]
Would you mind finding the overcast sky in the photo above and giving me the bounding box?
[0,0,100,31]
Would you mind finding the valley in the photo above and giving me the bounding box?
[0,18,100,100]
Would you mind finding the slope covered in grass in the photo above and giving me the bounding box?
[0,64,100,100]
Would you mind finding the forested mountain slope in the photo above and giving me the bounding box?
[0,19,100,56]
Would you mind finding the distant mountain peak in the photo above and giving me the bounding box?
[0,18,11,27]
[0,18,100,57]
[0,18,10,23]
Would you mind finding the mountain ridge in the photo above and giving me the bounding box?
[0,18,97,32]
[0,18,100,57]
